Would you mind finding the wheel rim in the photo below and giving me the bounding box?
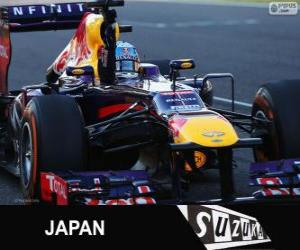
[255,110,266,120]
[21,123,33,188]
[253,108,278,161]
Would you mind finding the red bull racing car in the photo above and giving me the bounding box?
[1,0,300,205]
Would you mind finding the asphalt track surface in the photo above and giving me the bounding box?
[1,1,299,204]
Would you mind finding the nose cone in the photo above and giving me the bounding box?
[169,114,239,147]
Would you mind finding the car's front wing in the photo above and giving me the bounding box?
[40,170,156,205]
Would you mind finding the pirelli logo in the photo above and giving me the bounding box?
[178,205,271,250]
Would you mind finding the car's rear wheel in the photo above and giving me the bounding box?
[252,80,300,161]
[19,95,87,203]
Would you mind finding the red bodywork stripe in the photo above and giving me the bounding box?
[98,104,144,119]
[168,116,187,137]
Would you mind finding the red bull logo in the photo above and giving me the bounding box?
[53,13,92,74]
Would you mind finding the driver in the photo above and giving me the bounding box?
[115,41,141,84]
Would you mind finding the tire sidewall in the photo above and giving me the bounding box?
[252,86,284,161]
[19,105,40,204]
[19,95,86,204]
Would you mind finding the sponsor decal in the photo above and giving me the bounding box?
[166,97,197,103]
[269,2,298,15]
[202,131,225,138]
[117,47,138,60]
[84,197,156,205]
[202,131,225,143]
[160,90,193,96]
[211,139,223,143]
[178,205,271,250]
[181,62,193,69]
[72,68,85,75]
[40,172,68,205]
[45,220,105,236]
[8,3,85,19]
[116,42,139,61]
[170,105,201,111]
[155,90,204,114]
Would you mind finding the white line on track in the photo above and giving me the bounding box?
[124,19,260,28]
[214,96,252,108]
[127,0,269,9]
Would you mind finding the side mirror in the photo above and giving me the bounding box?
[170,59,196,71]
[169,59,196,86]
[66,66,94,77]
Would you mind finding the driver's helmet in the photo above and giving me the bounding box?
[115,41,140,84]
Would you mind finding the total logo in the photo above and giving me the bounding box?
[178,205,271,250]
[46,174,67,200]
[0,45,8,59]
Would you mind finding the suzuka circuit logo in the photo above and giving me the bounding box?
[178,205,271,250]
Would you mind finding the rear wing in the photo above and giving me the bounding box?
[8,2,91,32]
[0,1,130,95]
[2,1,127,32]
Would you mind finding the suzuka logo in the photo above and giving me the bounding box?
[178,205,271,250]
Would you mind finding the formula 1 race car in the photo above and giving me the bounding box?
[1,0,300,205]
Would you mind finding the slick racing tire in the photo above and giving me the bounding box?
[19,95,86,203]
[252,80,300,161]
[143,59,171,76]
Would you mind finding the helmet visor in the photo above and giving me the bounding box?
[116,60,139,73]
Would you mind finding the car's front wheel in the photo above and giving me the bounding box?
[19,95,87,203]
[252,80,300,161]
